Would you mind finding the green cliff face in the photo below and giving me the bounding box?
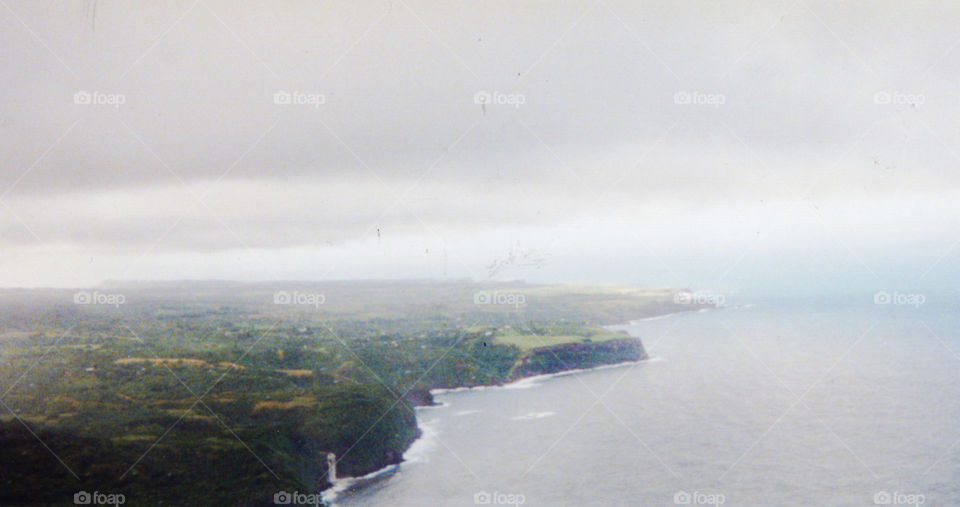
[511,338,648,379]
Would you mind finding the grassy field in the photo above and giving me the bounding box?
[496,330,627,350]
[494,325,631,350]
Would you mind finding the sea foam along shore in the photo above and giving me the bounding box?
[326,304,745,501]
[428,314,675,396]
[428,354,653,396]
[321,315,669,503]
[322,416,440,504]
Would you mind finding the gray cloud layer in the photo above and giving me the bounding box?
[2,1,960,287]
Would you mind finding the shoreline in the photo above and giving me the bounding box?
[321,312,676,502]
[428,354,654,396]
[322,355,657,503]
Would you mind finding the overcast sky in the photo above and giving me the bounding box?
[1,0,959,292]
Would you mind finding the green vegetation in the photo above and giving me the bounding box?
[0,281,703,505]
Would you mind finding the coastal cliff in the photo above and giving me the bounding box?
[332,334,649,493]
[510,337,647,379]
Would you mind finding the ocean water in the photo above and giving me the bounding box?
[332,295,960,506]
